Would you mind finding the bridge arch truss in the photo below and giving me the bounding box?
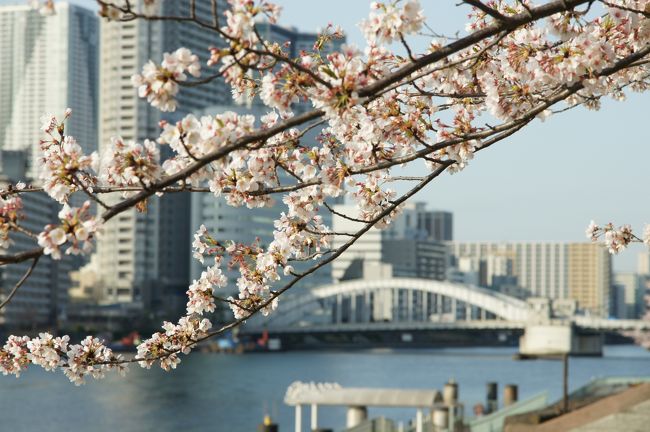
[256,278,530,330]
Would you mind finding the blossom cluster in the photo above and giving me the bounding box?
[137,316,212,371]
[135,257,225,370]
[37,201,101,260]
[0,333,125,385]
[97,137,161,195]
[98,0,160,21]
[359,0,425,45]
[131,47,201,111]
[586,220,650,254]
[0,195,23,249]
[38,110,95,203]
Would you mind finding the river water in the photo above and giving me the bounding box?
[1,345,649,432]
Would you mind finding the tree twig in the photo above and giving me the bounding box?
[0,256,40,310]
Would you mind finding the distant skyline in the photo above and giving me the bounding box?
[2,0,648,271]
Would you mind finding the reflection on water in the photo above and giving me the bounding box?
[1,345,649,432]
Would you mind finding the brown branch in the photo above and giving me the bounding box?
[463,0,514,23]
[0,256,40,310]
[0,248,42,265]
[323,202,367,223]
[97,1,220,32]
[601,0,650,18]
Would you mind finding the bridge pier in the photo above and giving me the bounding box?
[518,323,603,357]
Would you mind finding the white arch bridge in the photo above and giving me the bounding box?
[243,278,650,335]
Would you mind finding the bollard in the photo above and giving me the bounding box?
[258,415,279,432]
[346,406,367,428]
[432,407,449,430]
[504,384,518,406]
[443,379,458,406]
[432,390,443,405]
[486,382,498,414]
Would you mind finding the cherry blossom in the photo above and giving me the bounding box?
[0,196,23,249]
[186,264,227,315]
[96,137,160,195]
[136,316,212,371]
[132,48,201,112]
[38,201,101,260]
[359,0,425,45]
[38,110,95,203]
[26,333,69,371]
[0,336,30,377]
[63,336,126,385]
[586,220,638,254]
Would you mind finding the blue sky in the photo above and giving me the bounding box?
[5,0,648,270]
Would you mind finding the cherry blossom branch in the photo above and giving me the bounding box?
[359,0,594,98]
[97,161,454,368]
[600,0,650,18]
[97,1,221,31]
[101,109,323,220]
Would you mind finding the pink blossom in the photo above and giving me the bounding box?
[38,201,101,259]
[131,48,201,112]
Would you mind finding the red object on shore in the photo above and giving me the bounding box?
[257,330,269,347]
[120,331,141,346]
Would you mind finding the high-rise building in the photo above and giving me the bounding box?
[380,239,447,280]
[449,243,566,299]
[611,272,644,319]
[95,0,229,312]
[0,150,72,331]
[567,243,611,317]
[449,242,612,316]
[332,203,449,283]
[0,2,97,330]
[0,2,98,176]
[418,210,453,241]
[384,202,453,242]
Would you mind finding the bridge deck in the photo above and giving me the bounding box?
[241,320,525,334]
